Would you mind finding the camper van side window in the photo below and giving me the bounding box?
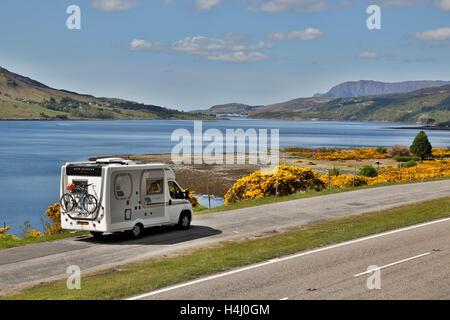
[168,181,184,200]
[146,179,163,195]
[114,173,133,200]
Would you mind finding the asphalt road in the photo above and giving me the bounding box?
[131,218,450,300]
[0,180,449,293]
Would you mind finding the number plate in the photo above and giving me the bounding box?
[77,221,89,226]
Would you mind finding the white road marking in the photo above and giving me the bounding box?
[126,216,450,300]
[353,252,431,277]
[280,297,289,300]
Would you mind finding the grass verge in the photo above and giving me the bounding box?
[4,196,450,300]
[0,232,88,250]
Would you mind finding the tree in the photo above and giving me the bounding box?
[426,118,436,127]
[410,131,432,159]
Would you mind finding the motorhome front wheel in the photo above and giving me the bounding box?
[130,224,144,239]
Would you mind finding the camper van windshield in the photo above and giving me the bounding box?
[168,181,184,199]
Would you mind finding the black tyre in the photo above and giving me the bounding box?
[177,212,191,230]
[90,231,104,239]
[83,194,98,215]
[60,194,75,212]
[130,224,144,239]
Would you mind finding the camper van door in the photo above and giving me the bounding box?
[167,180,187,222]
[140,169,166,220]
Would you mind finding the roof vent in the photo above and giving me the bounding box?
[96,158,136,165]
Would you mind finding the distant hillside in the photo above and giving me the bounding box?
[201,103,263,115]
[199,80,450,122]
[314,80,450,98]
[246,97,332,119]
[251,85,450,123]
[0,66,213,120]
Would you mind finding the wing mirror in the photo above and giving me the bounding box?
[184,190,190,200]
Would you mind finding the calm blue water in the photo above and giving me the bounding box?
[1,119,449,234]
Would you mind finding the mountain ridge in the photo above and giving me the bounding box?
[314,80,450,98]
[199,80,450,123]
[250,84,450,123]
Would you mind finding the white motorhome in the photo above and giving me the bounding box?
[60,158,193,239]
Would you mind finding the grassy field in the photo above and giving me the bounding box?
[4,196,450,300]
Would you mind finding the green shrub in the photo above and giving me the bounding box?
[376,147,387,154]
[359,165,378,177]
[330,167,340,176]
[401,159,417,168]
[393,155,420,162]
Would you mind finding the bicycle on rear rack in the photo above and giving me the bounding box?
[60,183,98,215]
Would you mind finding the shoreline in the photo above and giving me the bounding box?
[0,117,421,125]
[388,126,450,131]
[0,117,220,122]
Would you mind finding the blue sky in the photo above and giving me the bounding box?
[0,0,449,110]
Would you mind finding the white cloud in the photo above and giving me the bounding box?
[129,39,166,51]
[434,0,450,10]
[376,0,426,7]
[129,35,272,63]
[266,32,287,41]
[267,28,324,41]
[206,52,269,62]
[414,27,450,40]
[91,0,138,12]
[376,0,450,10]
[195,0,222,11]
[357,51,379,59]
[172,35,272,62]
[248,0,353,13]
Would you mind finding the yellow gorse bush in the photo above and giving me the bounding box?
[0,225,20,240]
[184,190,200,208]
[27,230,42,238]
[224,166,326,205]
[432,148,450,158]
[0,226,10,233]
[320,174,368,188]
[44,203,62,235]
[225,160,450,205]
[0,225,11,237]
[291,151,313,158]
[323,160,450,187]
[314,148,388,161]
[365,160,450,185]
